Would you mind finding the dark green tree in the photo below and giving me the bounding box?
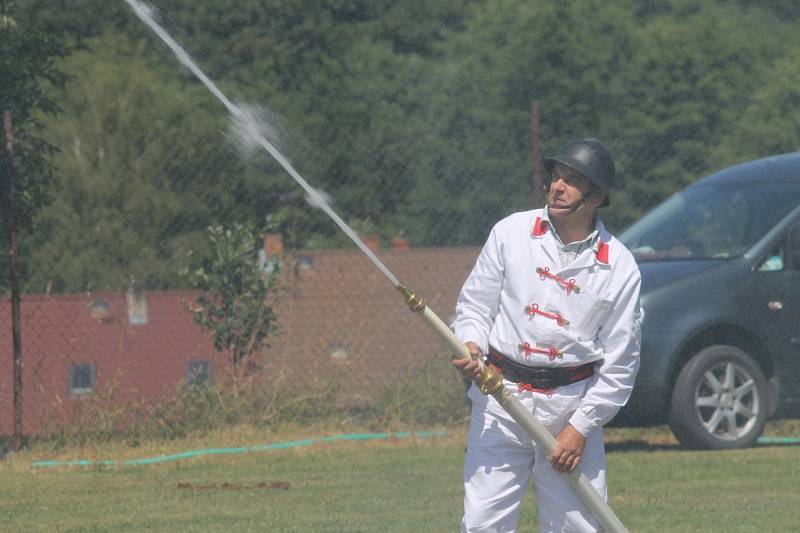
[610,1,796,228]
[396,0,800,237]
[396,0,639,243]
[15,0,800,288]
[0,0,69,292]
[29,30,300,292]
[710,47,800,167]
[28,31,225,292]
[139,0,473,249]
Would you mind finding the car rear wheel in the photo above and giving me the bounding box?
[669,345,768,450]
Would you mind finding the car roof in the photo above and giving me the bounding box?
[694,152,800,187]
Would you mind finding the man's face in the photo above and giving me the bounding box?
[546,162,604,218]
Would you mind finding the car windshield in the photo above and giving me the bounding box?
[619,179,800,261]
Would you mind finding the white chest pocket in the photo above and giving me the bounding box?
[544,284,613,340]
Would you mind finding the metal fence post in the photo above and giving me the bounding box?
[3,110,24,452]
[530,100,546,208]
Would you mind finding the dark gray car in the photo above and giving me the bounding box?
[618,152,800,449]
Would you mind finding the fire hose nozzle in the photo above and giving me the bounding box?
[476,364,504,396]
[397,284,425,313]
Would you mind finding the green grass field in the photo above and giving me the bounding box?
[2,422,800,532]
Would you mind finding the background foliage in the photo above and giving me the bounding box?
[181,222,280,370]
[4,0,800,292]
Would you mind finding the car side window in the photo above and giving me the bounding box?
[757,245,784,272]
[758,220,800,272]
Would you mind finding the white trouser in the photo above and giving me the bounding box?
[461,382,607,533]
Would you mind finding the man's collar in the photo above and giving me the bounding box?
[541,206,598,246]
[532,208,610,265]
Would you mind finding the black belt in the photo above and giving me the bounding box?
[486,346,598,390]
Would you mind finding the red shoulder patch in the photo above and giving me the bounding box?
[595,242,609,264]
[532,217,549,237]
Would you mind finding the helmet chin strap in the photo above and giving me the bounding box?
[546,190,587,214]
[566,195,587,213]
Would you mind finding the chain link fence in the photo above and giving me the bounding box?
[0,16,490,442]
[3,1,789,447]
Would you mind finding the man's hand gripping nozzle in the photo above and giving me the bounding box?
[396,283,504,397]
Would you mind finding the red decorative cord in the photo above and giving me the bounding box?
[524,303,569,326]
[536,267,580,294]
[517,382,554,396]
[519,342,563,361]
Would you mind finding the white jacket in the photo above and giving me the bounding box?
[453,208,643,436]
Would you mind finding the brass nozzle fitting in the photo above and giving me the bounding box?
[397,284,425,313]
[476,365,504,396]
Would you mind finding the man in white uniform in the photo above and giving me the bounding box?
[452,138,643,532]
